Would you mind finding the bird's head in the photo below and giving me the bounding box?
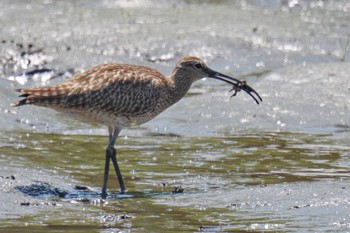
[175,56,210,81]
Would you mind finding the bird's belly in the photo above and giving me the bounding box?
[55,107,159,128]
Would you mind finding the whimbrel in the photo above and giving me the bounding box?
[13,56,262,196]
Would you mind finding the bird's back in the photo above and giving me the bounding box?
[13,64,172,127]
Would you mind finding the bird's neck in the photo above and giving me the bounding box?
[167,71,194,105]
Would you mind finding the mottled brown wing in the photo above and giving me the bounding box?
[64,67,166,116]
[13,64,168,117]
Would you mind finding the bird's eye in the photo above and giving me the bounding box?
[194,63,203,69]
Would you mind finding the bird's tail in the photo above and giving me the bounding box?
[12,85,70,107]
[12,91,30,107]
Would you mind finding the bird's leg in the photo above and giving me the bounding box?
[102,127,115,197]
[101,126,126,196]
[110,146,126,193]
[101,146,111,197]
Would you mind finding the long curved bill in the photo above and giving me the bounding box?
[206,68,262,105]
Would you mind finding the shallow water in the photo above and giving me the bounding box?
[1,131,350,232]
[1,0,350,232]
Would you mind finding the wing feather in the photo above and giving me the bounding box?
[13,64,168,117]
